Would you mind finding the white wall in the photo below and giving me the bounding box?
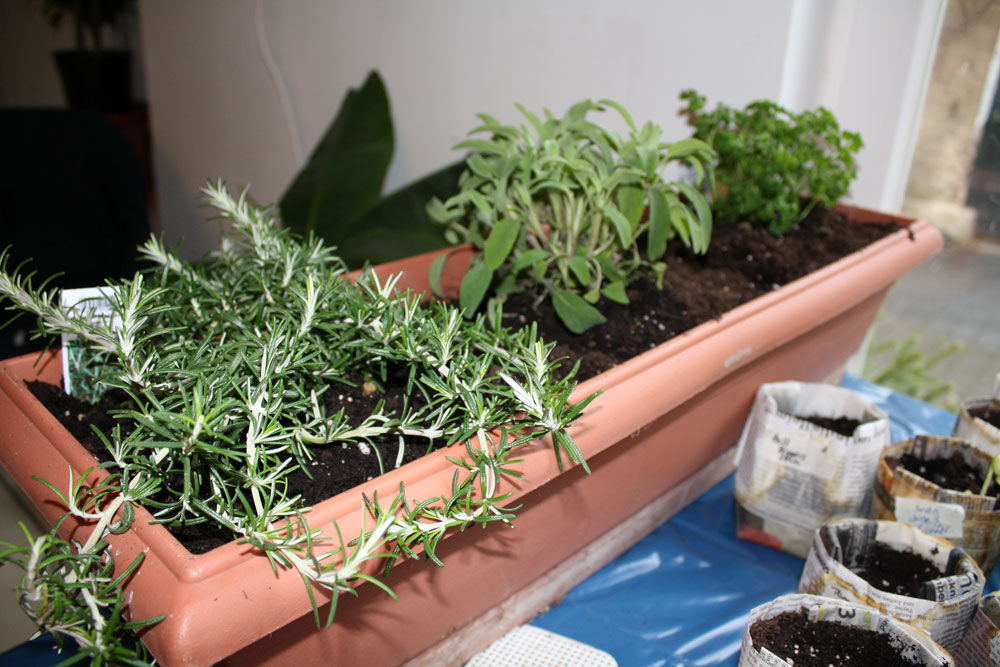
[138,0,945,259]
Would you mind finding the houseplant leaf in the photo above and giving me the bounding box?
[336,160,465,268]
[280,71,394,241]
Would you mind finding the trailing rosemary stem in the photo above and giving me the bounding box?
[0,179,598,660]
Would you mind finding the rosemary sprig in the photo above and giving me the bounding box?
[0,180,598,660]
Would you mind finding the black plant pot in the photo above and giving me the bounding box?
[54,50,132,113]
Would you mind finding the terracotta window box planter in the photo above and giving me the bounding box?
[0,204,942,666]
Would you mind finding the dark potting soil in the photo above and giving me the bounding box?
[799,414,862,437]
[887,451,999,496]
[749,610,921,666]
[26,208,901,553]
[503,208,898,380]
[969,402,1000,430]
[848,541,945,598]
[29,372,434,554]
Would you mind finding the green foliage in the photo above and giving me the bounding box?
[680,89,863,235]
[279,71,461,269]
[0,181,597,659]
[338,160,466,268]
[0,471,163,666]
[864,333,964,411]
[428,99,716,334]
[280,72,394,244]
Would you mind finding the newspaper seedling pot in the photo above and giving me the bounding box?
[0,205,941,665]
[734,381,890,557]
[740,593,953,666]
[798,518,983,652]
[954,591,1000,666]
[953,395,1000,457]
[873,436,1000,577]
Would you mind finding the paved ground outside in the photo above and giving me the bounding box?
[864,238,1000,408]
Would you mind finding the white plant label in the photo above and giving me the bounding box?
[60,287,117,399]
[894,497,965,539]
[757,428,837,481]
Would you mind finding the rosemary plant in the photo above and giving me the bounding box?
[680,89,863,235]
[427,99,716,333]
[0,181,597,660]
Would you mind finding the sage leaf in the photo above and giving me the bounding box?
[553,290,607,334]
[617,185,645,230]
[484,218,520,270]
[568,257,591,286]
[647,188,672,261]
[513,248,549,273]
[676,182,712,253]
[429,253,448,298]
[600,204,633,248]
[601,281,629,305]
[459,260,492,317]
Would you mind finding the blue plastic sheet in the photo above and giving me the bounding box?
[531,374,984,666]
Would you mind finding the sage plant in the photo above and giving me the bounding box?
[0,181,597,659]
[427,99,716,333]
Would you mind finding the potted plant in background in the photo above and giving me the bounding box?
[32,0,136,113]
[0,84,944,665]
[279,71,465,269]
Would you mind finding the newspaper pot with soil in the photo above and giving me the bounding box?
[953,377,1000,457]
[798,518,983,653]
[873,436,1000,578]
[0,206,942,666]
[733,381,890,558]
[954,591,1000,666]
[740,593,953,666]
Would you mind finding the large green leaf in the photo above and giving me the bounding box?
[337,160,466,268]
[280,71,394,241]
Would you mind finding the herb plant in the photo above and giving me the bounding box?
[0,182,597,661]
[679,89,863,235]
[427,99,715,334]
